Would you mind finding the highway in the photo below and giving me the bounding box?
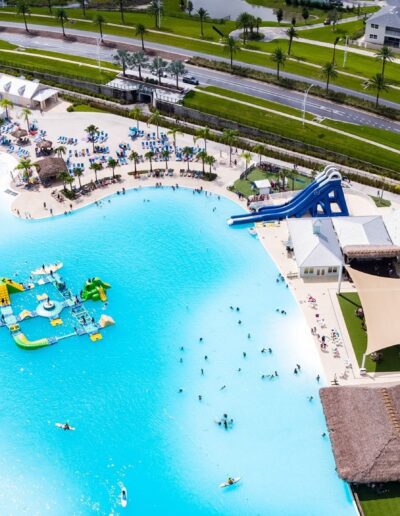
[2,23,400,134]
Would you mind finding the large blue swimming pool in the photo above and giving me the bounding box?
[0,180,354,514]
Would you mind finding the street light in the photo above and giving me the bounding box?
[302,83,314,127]
[96,36,102,75]
[343,35,349,68]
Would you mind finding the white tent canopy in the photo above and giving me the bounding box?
[346,266,400,355]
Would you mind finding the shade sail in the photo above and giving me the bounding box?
[346,266,400,355]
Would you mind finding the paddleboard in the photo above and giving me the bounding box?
[32,262,63,275]
[219,477,241,488]
[120,487,128,508]
[55,423,75,431]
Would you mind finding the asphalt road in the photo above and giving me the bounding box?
[3,24,400,134]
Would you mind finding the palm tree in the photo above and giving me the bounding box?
[118,0,125,24]
[187,0,193,16]
[21,107,32,132]
[331,36,341,65]
[183,145,192,172]
[286,25,298,56]
[85,124,99,153]
[74,167,83,189]
[223,36,240,69]
[93,14,106,42]
[145,150,155,172]
[236,12,251,44]
[129,150,139,176]
[47,0,52,14]
[79,0,86,17]
[148,0,163,29]
[54,145,66,158]
[150,56,167,85]
[130,51,148,81]
[205,154,216,173]
[241,151,252,172]
[90,162,102,182]
[375,45,395,80]
[55,8,68,38]
[162,148,170,170]
[197,150,208,174]
[168,60,186,88]
[113,49,129,76]
[129,106,142,129]
[15,158,33,181]
[276,8,283,24]
[108,157,118,179]
[366,73,389,107]
[252,143,264,165]
[136,23,147,50]
[149,109,162,138]
[220,129,238,166]
[271,47,286,79]
[58,170,70,189]
[0,98,13,120]
[197,7,209,38]
[195,126,210,152]
[168,128,182,151]
[255,17,262,35]
[320,62,338,93]
[16,0,31,33]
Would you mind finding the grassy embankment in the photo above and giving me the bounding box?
[184,87,400,175]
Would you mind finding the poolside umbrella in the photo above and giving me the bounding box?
[37,139,53,150]
[11,128,28,140]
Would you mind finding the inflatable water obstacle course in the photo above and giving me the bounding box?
[0,264,115,350]
[81,278,111,302]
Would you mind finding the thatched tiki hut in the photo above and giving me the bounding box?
[35,157,68,187]
[320,384,400,483]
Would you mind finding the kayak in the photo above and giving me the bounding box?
[120,487,128,508]
[32,262,63,276]
[219,477,241,488]
[55,422,75,431]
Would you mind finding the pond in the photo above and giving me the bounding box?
[189,0,277,21]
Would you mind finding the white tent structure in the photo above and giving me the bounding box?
[383,210,400,246]
[346,266,400,370]
[0,73,58,110]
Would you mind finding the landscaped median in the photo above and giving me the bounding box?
[182,86,400,175]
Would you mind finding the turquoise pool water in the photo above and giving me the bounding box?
[0,180,354,514]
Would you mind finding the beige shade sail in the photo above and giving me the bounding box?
[346,266,400,355]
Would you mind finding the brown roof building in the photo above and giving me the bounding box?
[35,157,67,186]
[320,384,400,483]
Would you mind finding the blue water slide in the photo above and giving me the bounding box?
[228,166,348,226]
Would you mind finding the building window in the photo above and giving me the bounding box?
[371,23,379,29]
[309,268,314,274]
[369,34,377,40]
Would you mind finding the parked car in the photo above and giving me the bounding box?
[183,76,199,85]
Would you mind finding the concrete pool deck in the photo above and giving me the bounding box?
[3,103,400,388]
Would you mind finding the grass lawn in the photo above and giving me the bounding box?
[323,119,400,152]
[233,167,311,196]
[300,20,366,43]
[369,195,392,207]
[183,89,400,174]
[198,85,315,119]
[68,104,108,112]
[353,483,400,516]
[337,292,400,372]
[0,48,116,82]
